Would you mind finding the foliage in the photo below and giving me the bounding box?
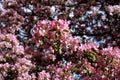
[0,0,120,80]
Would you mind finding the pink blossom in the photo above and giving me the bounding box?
[0,74,4,80]
[6,34,19,46]
[0,34,5,41]
[64,62,72,71]
[0,41,12,48]
[38,70,50,80]
[14,45,25,55]
[67,75,74,80]
[56,68,64,76]
[106,5,120,15]
[101,47,120,58]
[90,6,99,15]
[106,6,114,15]
[78,42,98,52]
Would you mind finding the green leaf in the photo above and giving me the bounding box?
[40,40,44,46]
[43,78,47,80]
[5,36,10,42]
[108,58,113,63]
[72,67,80,73]
[63,30,69,32]
[64,71,70,76]
[84,51,97,62]
[113,59,119,66]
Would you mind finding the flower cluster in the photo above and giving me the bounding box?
[1,0,120,48]
[0,19,120,79]
[32,20,79,61]
[76,43,120,79]
[0,9,24,34]
[0,34,35,80]
[101,47,120,59]
[0,0,120,79]
[45,61,75,80]
[31,20,120,80]
[106,5,120,16]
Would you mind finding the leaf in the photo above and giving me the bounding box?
[63,30,69,32]
[84,51,97,62]
[59,44,63,54]
[112,59,119,66]
[72,67,80,73]
[108,58,113,63]
[5,36,10,42]
[43,78,47,80]
[64,71,70,76]
[40,40,44,46]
